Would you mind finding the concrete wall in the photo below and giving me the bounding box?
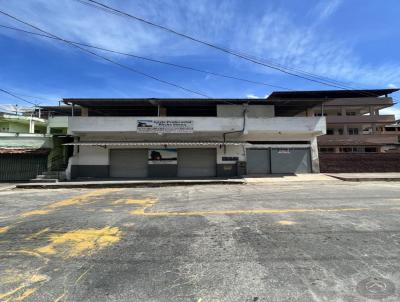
[47,116,69,133]
[217,105,274,118]
[320,153,400,172]
[0,133,53,149]
[68,116,326,136]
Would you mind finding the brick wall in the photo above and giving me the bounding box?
[319,153,400,173]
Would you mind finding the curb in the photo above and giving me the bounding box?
[327,175,400,182]
[0,185,16,191]
[15,179,246,189]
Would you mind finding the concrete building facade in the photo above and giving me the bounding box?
[57,98,326,180]
[268,89,400,172]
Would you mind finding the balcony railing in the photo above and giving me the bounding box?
[326,114,395,124]
[318,133,399,145]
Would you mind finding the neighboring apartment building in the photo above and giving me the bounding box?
[50,98,326,180]
[0,111,52,181]
[270,88,400,172]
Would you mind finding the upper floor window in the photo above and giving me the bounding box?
[326,129,334,135]
[348,128,359,135]
[346,112,356,116]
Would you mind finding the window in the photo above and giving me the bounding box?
[385,127,395,132]
[314,113,327,116]
[346,111,356,116]
[339,147,353,153]
[338,129,344,135]
[326,129,334,135]
[348,128,359,135]
[365,147,377,153]
[319,147,335,153]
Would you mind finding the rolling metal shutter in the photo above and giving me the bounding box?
[109,149,148,178]
[271,148,311,174]
[246,149,271,175]
[0,154,47,181]
[177,149,216,177]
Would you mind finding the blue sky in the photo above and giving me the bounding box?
[0,0,399,117]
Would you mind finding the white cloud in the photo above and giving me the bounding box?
[0,0,235,57]
[1,0,399,94]
[388,83,398,88]
[231,7,400,88]
[381,106,400,120]
[246,94,259,99]
[313,0,343,21]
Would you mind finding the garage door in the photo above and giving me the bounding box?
[271,148,311,174]
[246,149,271,174]
[177,149,216,177]
[110,149,148,178]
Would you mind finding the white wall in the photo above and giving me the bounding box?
[217,105,274,118]
[68,116,326,137]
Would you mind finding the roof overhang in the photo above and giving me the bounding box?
[64,141,245,146]
[268,88,399,100]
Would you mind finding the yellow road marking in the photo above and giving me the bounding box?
[130,207,369,217]
[0,225,10,234]
[35,227,121,258]
[277,220,297,225]
[113,198,155,205]
[53,292,66,302]
[21,210,50,218]
[0,284,26,300]
[26,228,50,240]
[48,188,122,209]
[14,287,37,301]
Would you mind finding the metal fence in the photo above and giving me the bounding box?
[0,154,48,181]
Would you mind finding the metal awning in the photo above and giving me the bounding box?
[63,141,245,146]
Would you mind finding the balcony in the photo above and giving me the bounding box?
[326,114,395,124]
[67,116,326,138]
[0,133,53,149]
[318,133,399,146]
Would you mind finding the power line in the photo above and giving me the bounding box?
[0,87,39,106]
[78,0,399,100]
[0,24,292,91]
[77,0,353,90]
[0,10,211,98]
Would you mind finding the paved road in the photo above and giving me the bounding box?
[0,181,400,301]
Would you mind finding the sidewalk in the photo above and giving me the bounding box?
[14,174,338,189]
[15,178,246,189]
[327,173,400,181]
[12,173,400,189]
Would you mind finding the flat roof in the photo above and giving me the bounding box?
[63,98,268,107]
[268,88,399,99]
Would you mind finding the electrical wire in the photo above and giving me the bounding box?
[0,24,292,91]
[78,0,399,100]
[0,87,39,106]
[0,10,211,98]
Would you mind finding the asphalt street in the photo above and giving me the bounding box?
[0,181,400,301]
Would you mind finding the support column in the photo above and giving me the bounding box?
[310,137,320,173]
[29,120,35,133]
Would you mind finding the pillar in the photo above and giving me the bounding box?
[310,137,320,173]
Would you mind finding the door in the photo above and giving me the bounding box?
[177,149,216,177]
[246,149,270,174]
[109,149,148,178]
[271,148,311,174]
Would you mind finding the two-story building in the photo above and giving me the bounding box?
[56,98,326,179]
[271,88,400,172]
[0,111,52,181]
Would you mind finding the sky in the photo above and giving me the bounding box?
[0,0,399,117]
